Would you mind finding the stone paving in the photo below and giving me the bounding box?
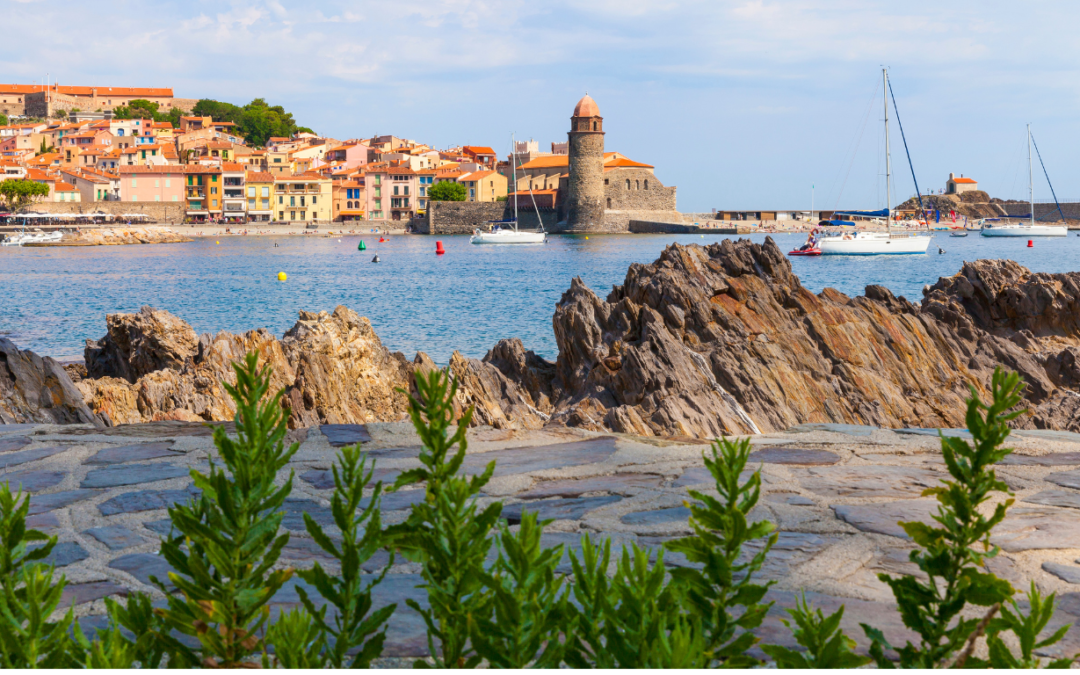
[3,420,1080,662]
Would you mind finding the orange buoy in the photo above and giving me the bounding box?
[1028,240,1034,247]
[436,241,445,255]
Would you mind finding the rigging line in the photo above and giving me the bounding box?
[832,82,878,210]
[1030,131,1064,223]
[886,76,926,219]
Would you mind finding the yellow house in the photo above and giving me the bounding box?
[273,172,332,222]
[54,180,81,202]
[458,170,507,202]
[245,171,274,222]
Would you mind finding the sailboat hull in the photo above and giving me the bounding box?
[470,230,546,244]
[980,225,1066,237]
[818,232,932,255]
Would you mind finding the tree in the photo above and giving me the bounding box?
[113,99,163,121]
[189,98,312,147]
[0,179,50,211]
[0,114,7,126]
[428,181,467,202]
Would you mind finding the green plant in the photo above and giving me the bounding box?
[762,593,872,668]
[985,582,1076,668]
[100,593,169,668]
[388,368,500,668]
[472,511,569,668]
[152,352,299,667]
[427,181,467,202]
[0,484,82,668]
[664,436,778,667]
[0,178,50,211]
[264,607,329,668]
[862,368,1024,667]
[295,444,396,667]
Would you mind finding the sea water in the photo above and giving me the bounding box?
[2,232,1077,363]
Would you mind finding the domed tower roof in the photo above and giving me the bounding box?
[573,94,600,118]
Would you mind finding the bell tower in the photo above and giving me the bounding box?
[563,94,605,230]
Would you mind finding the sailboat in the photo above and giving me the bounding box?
[817,69,932,256]
[470,133,547,245]
[980,125,1067,237]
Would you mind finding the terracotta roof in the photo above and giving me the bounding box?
[117,165,184,174]
[463,146,496,156]
[519,156,569,170]
[55,182,76,191]
[184,165,221,174]
[950,177,977,184]
[604,158,654,169]
[0,84,173,97]
[245,171,275,182]
[221,162,244,172]
[27,169,52,181]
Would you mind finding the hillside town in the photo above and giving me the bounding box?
[0,83,669,227]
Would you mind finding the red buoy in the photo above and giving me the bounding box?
[436,241,445,255]
[1028,240,1034,247]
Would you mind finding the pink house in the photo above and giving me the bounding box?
[117,165,186,204]
[324,142,372,170]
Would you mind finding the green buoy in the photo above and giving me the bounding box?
[358,240,366,251]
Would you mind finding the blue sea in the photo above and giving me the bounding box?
[2,232,1077,363]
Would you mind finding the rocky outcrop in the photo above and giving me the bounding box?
[22,227,193,247]
[0,338,101,426]
[479,238,1080,437]
[77,306,410,428]
[444,339,555,430]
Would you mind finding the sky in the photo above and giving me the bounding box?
[4,0,1080,211]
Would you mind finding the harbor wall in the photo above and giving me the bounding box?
[16,201,186,222]
[629,220,748,234]
[999,202,1080,220]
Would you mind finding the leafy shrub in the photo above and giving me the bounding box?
[761,593,871,668]
[388,369,500,668]
[294,444,395,668]
[152,353,299,667]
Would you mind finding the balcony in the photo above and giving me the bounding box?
[186,189,205,199]
[224,204,245,212]
[223,179,243,187]
[224,190,244,199]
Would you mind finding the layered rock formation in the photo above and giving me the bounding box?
[23,227,193,247]
[0,338,101,426]
[75,306,410,428]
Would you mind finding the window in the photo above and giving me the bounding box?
[247,187,255,197]
[393,186,399,195]
[312,196,317,204]
[607,197,612,208]
[604,178,609,185]
[262,199,269,208]
[290,211,296,220]
[155,195,160,202]
[248,199,255,208]
[593,121,597,131]
[626,179,631,190]
[278,196,283,204]
[172,195,178,202]
[261,187,269,197]
[290,196,295,207]
[403,186,409,195]
[155,179,160,188]
[131,178,137,187]
[211,187,217,195]
[165,178,170,188]
[636,180,640,190]
[279,211,285,220]
[644,180,649,190]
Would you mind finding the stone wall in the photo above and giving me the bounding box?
[564,130,606,231]
[422,201,510,234]
[999,202,1080,220]
[628,220,746,234]
[605,168,677,211]
[23,201,187,222]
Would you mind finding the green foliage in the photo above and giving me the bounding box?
[101,593,169,668]
[761,593,872,668]
[152,352,299,667]
[112,98,180,126]
[0,113,7,126]
[192,97,310,147]
[296,444,396,667]
[473,511,570,668]
[0,178,50,211]
[0,483,82,668]
[428,180,467,202]
[664,436,778,666]
[986,583,1076,668]
[264,608,329,668]
[388,369,500,668]
[862,368,1025,668]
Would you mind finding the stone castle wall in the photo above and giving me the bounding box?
[21,201,187,222]
[999,202,1080,220]
[416,201,509,234]
[605,168,677,211]
[564,131,605,231]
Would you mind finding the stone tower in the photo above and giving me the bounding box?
[563,94,605,230]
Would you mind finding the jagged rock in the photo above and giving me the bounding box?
[0,338,101,426]
[77,306,410,428]
[496,238,1080,437]
[84,306,199,382]
[446,342,552,430]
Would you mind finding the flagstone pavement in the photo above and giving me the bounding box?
[3,420,1080,663]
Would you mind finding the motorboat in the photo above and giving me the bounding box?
[981,126,1068,238]
[470,132,547,245]
[818,69,932,256]
[788,247,822,256]
[949,230,969,237]
[1,229,63,246]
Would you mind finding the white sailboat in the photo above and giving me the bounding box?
[470,133,547,245]
[980,125,1067,238]
[818,69,932,256]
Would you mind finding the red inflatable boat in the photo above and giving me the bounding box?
[788,248,822,256]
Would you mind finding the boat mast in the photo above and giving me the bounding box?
[1027,123,1034,227]
[512,132,519,230]
[883,68,892,229]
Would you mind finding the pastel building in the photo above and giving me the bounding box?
[118,166,185,203]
